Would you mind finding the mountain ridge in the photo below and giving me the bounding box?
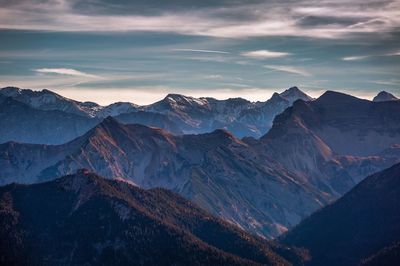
[259,90,400,196]
[0,116,331,238]
[0,170,307,266]
[0,86,314,139]
[280,163,400,265]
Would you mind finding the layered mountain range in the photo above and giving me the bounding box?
[0,117,328,238]
[0,86,312,144]
[281,163,400,266]
[1,161,398,265]
[1,88,399,238]
[259,91,400,195]
[0,170,307,266]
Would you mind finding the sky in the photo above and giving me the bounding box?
[0,0,399,105]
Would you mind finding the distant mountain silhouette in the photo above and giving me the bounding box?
[0,86,314,141]
[281,163,400,266]
[0,96,99,144]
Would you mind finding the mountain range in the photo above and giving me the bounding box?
[1,162,399,265]
[259,90,400,195]
[0,169,307,266]
[0,85,399,265]
[0,95,100,145]
[1,89,399,238]
[0,86,313,144]
[0,116,328,238]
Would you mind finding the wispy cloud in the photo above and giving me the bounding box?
[342,50,400,61]
[172,49,229,54]
[0,0,399,39]
[342,55,370,61]
[371,80,400,86]
[386,51,400,56]
[220,82,252,88]
[264,65,311,76]
[204,74,224,80]
[241,50,291,59]
[34,68,99,78]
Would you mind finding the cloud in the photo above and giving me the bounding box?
[220,82,252,88]
[371,80,400,86]
[386,51,400,56]
[241,50,290,59]
[172,49,229,54]
[0,0,399,39]
[34,68,99,78]
[342,51,400,61]
[204,74,224,80]
[264,65,311,76]
[342,56,370,61]
[0,76,287,105]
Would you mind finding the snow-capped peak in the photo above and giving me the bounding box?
[164,93,208,106]
[96,102,138,118]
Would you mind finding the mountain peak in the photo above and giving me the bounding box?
[93,116,126,134]
[165,93,184,99]
[197,128,243,146]
[91,116,175,147]
[95,102,138,118]
[102,115,120,125]
[0,86,23,97]
[279,86,313,103]
[373,91,399,102]
[41,88,56,94]
[284,86,301,93]
[265,92,287,106]
[164,93,189,102]
[316,90,367,105]
[163,93,208,106]
[271,92,284,100]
